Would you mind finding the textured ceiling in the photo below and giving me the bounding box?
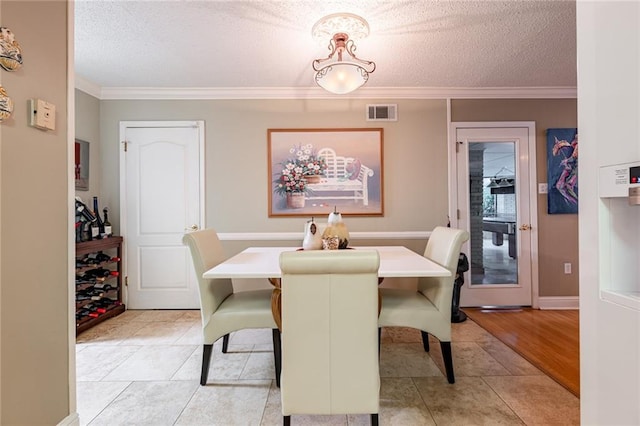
[74,0,576,92]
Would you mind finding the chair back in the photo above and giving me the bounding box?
[182,228,234,326]
[279,249,380,416]
[418,226,470,316]
[424,226,470,275]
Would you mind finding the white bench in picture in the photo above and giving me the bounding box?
[305,148,375,206]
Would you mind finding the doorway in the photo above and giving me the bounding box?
[120,121,204,309]
[450,122,538,307]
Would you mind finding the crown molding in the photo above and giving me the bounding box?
[75,75,103,99]
[75,82,577,101]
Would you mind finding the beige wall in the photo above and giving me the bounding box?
[0,0,71,423]
[451,99,578,298]
[90,96,579,298]
[75,89,101,202]
[99,99,450,235]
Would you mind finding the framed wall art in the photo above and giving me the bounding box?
[75,139,90,191]
[268,128,384,217]
[547,128,578,214]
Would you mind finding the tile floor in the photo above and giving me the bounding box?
[76,310,580,425]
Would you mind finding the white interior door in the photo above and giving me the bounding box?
[120,121,204,309]
[451,123,538,307]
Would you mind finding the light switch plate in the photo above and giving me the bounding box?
[538,183,548,194]
[28,99,56,131]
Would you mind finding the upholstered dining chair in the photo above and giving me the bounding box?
[279,250,381,426]
[378,226,469,384]
[183,228,279,386]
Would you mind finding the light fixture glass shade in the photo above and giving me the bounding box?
[315,63,369,94]
[311,13,375,95]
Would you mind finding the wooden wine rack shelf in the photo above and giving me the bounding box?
[76,236,125,335]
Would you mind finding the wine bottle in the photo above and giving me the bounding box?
[103,207,113,237]
[75,197,97,241]
[93,197,105,238]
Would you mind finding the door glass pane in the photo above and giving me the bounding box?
[468,141,517,285]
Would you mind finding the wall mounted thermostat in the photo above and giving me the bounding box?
[28,98,56,131]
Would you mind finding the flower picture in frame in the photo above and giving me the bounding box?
[268,128,383,217]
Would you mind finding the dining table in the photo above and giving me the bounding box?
[203,245,452,331]
[203,245,451,279]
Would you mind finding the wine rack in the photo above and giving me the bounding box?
[75,236,125,335]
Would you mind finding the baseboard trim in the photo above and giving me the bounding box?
[58,412,80,426]
[217,231,430,241]
[538,296,579,310]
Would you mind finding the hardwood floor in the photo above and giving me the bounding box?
[464,307,580,397]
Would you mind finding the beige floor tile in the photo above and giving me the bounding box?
[89,381,199,425]
[483,375,580,425]
[176,309,201,322]
[379,343,443,378]
[106,309,145,323]
[118,321,194,345]
[173,343,256,382]
[171,346,203,381]
[383,326,423,343]
[76,381,130,426]
[379,377,436,425]
[230,328,276,345]
[102,344,197,381]
[76,319,147,345]
[414,376,525,425]
[76,345,140,381]
[452,319,497,343]
[175,379,271,425]
[379,327,393,343]
[241,351,277,381]
[430,341,511,378]
[259,382,283,425]
[132,309,193,322]
[173,322,204,345]
[477,339,544,376]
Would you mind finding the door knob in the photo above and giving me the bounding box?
[519,224,531,231]
[185,224,199,231]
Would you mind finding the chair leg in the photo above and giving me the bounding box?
[200,344,213,386]
[272,328,282,388]
[222,333,230,353]
[420,331,430,352]
[371,413,379,426]
[283,415,291,426]
[440,341,455,384]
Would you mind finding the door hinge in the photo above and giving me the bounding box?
[122,141,128,152]
[457,209,460,220]
[456,141,463,153]
[125,276,128,286]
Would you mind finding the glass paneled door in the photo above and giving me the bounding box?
[454,125,535,307]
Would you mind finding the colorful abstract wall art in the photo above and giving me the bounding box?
[547,128,578,214]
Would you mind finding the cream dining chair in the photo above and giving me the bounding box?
[378,226,469,383]
[183,228,279,386]
[279,249,381,426]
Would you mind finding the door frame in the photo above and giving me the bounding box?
[118,120,206,306]
[448,121,539,308]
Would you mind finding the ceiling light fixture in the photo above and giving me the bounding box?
[311,13,376,95]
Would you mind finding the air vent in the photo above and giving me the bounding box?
[366,104,397,121]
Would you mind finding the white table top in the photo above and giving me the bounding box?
[203,246,451,279]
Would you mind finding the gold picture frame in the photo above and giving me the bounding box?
[268,128,384,217]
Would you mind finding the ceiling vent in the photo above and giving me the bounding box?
[366,104,397,121]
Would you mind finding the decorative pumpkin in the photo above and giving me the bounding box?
[322,207,350,249]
